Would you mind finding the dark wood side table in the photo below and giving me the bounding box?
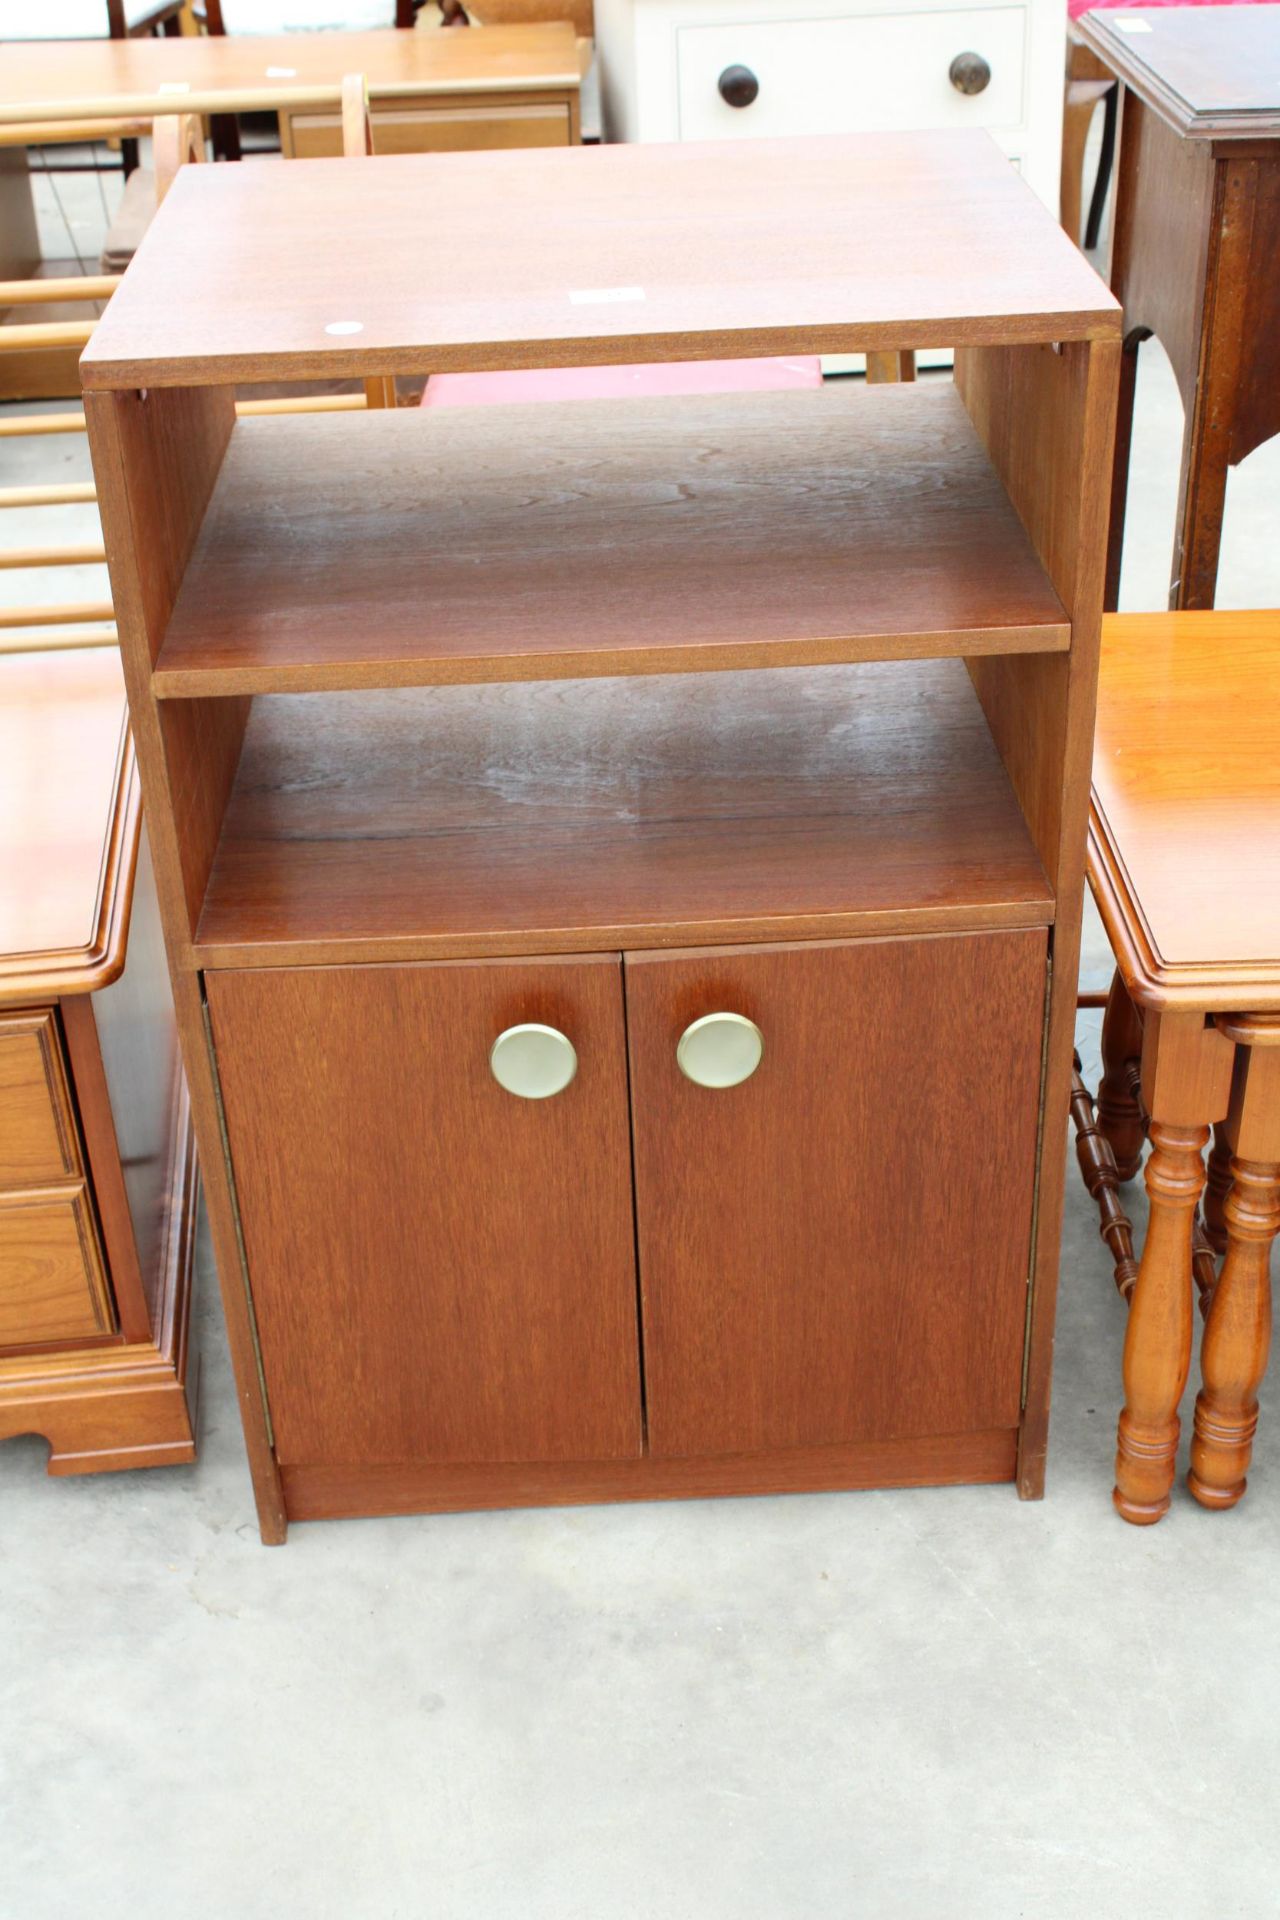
[1078,611,1280,1524]
[1079,5,1280,611]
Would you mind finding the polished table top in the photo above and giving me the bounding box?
[0,646,132,1002]
[1090,611,1280,1010]
[1079,4,1280,138]
[0,22,581,111]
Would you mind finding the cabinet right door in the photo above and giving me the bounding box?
[625,931,1048,1459]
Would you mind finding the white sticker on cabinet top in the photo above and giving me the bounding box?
[569,287,646,307]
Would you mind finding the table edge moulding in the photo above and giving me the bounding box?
[1078,5,1280,142]
[83,129,1121,1542]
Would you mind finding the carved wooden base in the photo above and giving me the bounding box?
[0,1091,199,1473]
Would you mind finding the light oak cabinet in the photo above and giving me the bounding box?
[83,131,1118,1539]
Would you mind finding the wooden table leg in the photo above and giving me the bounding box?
[1203,1122,1234,1252]
[1098,969,1145,1179]
[1104,329,1144,612]
[1115,1011,1234,1524]
[1170,155,1261,610]
[1189,1039,1280,1510]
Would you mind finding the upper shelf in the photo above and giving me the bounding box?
[152,382,1069,697]
[81,130,1120,391]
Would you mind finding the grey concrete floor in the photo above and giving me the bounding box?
[4,170,1280,1920]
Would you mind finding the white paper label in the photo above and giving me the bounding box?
[324,320,364,336]
[568,286,646,307]
[158,80,190,93]
[1114,18,1153,32]
[265,65,297,77]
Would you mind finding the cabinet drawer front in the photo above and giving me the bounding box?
[677,9,1026,143]
[0,1183,114,1349]
[626,930,1047,1459]
[287,101,570,159]
[207,957,641,1469]
[0,1010,82,1187]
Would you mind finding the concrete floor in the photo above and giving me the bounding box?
[3,171,1280,1920]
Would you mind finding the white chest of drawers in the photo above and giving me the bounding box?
[594,0,1065,211]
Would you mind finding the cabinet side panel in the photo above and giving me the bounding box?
[956,334,1120,1494]
[627,930,1048,1461]
[86,387,286,1541]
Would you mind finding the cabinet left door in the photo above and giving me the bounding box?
[206,957,642,1468]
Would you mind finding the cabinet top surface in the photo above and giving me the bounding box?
[0,647,135,1004]
[80,131,1118,388]
[1090,611,1280,1010]
[1079,6,1280,137]
[0,23,581,110]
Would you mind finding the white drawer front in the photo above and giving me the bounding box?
[677,8,1026,143]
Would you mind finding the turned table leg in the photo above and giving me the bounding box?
[1188,1038,1280,1510]
[1114,1011,1235,1524]
[1204,1124,1234,1252]
[1099,970,1145,1180]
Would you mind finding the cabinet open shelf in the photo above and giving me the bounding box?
[190,659,1053,968]
[151,383,1068,699]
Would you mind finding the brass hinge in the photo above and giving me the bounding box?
[1021,945,1056,1411]
[201,995,275,1451]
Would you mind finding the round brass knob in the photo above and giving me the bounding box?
[676,1012,764,1090]
[949,51,991,95]
[489,1024,577,1100]
[718,64,760,109]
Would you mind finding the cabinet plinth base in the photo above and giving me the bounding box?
[0,1093,199,1475]
[280,1428,1018,1525]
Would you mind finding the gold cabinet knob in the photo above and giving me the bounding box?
[489,1023,578,1100]
[676,1012,763,1089]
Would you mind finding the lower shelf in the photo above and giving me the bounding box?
[281,1428,1019,1523]
[191,658,1053,966]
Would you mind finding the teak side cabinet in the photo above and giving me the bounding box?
[82,131,1120,1542]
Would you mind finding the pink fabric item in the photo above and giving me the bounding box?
[1069,0,1267,18]
[421,358,824,408]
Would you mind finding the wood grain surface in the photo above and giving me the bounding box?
[86,383,286,1537]
[206,955,642,1468]
[68,830,181,1340]
[152,385,1068,696]
[1090,610,1280,1008]
[626,931,1047,1458]
[1080,6,1280,138]
[957,332,1119,1500]
[193,661,1053,968]
[81,131,1119,390]
[281,1428,1019,1522]
[0,648,133,999]
[0,1012,80,1187]
[0,1087,199,1471]
[0,1184,114,1351]
[0,22,580,112]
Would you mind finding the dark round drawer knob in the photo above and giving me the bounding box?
[718,64,760,109]
[949,51,992,95]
